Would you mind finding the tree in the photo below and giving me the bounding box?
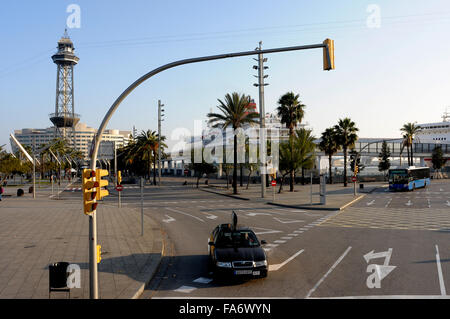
[319,127,339,184]
[431,146,447,178]
[207,92,259,194]
[378,141,391,179]
[277,128,315,193]
[189,148,217,188]
[276,92,306,191]
[136,130,167,185]
[334,118,359,187]
[400,122,421,166]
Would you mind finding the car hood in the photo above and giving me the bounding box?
[215,246,266,262]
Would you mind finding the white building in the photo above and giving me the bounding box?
[11,122,131,160]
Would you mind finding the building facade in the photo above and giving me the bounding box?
[11,122,131,160]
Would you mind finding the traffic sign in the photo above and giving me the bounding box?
[115,185,124,192]
[352,176,357,182]
[271,180,277,187]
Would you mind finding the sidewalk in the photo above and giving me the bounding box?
[0,194,163,299]
[201,182,387,210]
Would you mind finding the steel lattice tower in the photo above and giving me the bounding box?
[49,30,80,146]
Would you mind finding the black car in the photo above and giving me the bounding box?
[208,213,268,279]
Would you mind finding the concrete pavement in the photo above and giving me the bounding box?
[0,191,163,299]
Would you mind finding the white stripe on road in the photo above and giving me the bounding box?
[165,207,204,222]
[435,245,447,296]
[274,240,286,244]
[306,246,352,298]
[269,249,304,272]
[174,286,197,293]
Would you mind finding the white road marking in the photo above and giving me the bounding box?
[435,245,447,296]
[162,215,176,223]
[306,246,352,298]
[193,277,213,284]
[366,200,375,206]
[288,234,299,237]
[294,230,303,234]
[252,227,283,235]
[385,198,392,208]
[265,244,279,248]
[427,199,431,208]
[165,207,204,222]
[174,286,197,293]
[281,237,293,240]
[246,212,271,217]
[200,212,218,220]
[446,201,450,207]
[269,249,304,271]
[405,200,413,206]
[274,240,286,244]
[273,217,304,224]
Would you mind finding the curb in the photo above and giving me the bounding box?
[199,188,250,201]
[267,194,367,211]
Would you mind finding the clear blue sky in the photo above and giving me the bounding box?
[1,0,450,152]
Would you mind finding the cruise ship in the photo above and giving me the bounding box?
[416,110,450,143]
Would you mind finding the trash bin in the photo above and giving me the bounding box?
[28,186,34,194]
[360,184,364,189]
[17,189,24,197]
[49,262,70,298]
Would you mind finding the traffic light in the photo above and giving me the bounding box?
[323,38,335,71]
[82,169,98,215]
[95,169,109,200]
[117,170,122,185]
[354,165,359,175]
[97,245,102,264]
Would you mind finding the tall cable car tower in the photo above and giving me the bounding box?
[49,29,80,145]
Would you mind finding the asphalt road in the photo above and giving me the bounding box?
[62,180,450,299]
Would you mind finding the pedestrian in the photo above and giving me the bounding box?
[0,185,3,201]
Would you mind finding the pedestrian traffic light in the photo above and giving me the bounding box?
[117,170,122,185]
[95,169,109,200]
[82,169,98,215]
[97,245,101,264]
[323,38,335,71]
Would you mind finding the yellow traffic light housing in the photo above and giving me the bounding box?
[95,169,109,200]
[97,245,101,264]
[323,38,335,71]
[82,169,98,215]
[117,170,122,185]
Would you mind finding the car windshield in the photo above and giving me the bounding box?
[215,230,259,248]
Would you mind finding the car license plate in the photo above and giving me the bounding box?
[252,271,260,276]
[234,270,252,275]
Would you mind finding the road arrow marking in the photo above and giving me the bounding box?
[162,215,176,223]
[366,200,375,206]
[364,249,393,263]
[200,212,218,220]
[446,201,450,207]
[374,265,396,281]
[405,200,413,206]
[165,207,204,222]
[273,217,304,224]
[269,249,304,271]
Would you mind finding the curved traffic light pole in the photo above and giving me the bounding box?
[88,41,329,299]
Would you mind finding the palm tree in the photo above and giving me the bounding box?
[319,127,340,184]
[276,92,306,191]
[136,130,167,185]
[207,92,259,194]
[334,118,359,187]
[400,122,420,166]
[277,128,315,193]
